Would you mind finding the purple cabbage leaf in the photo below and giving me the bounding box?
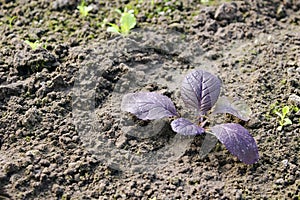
[212,96,252,121]
[121,92,178,120]
[210,123,259,164]
[171,118,205,136]
[181,70,221,115]
[121,69,259,164]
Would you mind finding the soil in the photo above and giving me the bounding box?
[0,0,300,199]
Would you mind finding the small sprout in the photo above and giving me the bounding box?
[280,79,287,85]
[272,105,293,131]
[77,0,93,17]
[25,136,31,142]
[151,0,155,7]
[121,70,259,164]
[25,40,42,50]
[107,8,136,35]
[7,16,17,29]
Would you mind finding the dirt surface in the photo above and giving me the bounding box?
[0,0,300,199]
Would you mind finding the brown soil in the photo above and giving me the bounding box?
[0,0,299,199]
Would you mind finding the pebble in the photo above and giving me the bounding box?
[214,2,238,21]
[40,159,50,167]
[52,183,63,196]
[281,159,289,167]
[166,75,172,81]
[275,178,285,185]
[68,162,77,169]
[247,119,262,129]
[64,168,76,175]
[235,189,243,200]
[288,94,300,106]
[115,134,127,148]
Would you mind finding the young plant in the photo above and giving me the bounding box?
[121,69,259,164]
[25,40,41,50]
[7,16,17,29]
[272,105,293,131]
[107,8,137,35]
[77,0,93,17]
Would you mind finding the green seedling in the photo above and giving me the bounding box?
[25,40,42,50]
[77,0,93,17]
[107,8,136,35]
[24,39,48,50]
[7,16,17,28]
[151,0,155,7]
[272,105,293,131]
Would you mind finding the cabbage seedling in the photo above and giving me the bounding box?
[7,16,17,29]
[77,0,93,17]
[107,8,136,35]
[121,69,259,164]
[25,40,41,50]
[272,105,293,131]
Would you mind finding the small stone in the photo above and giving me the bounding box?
[235,189,242,200]
[214,3,238,21]
[286,175,295,184]
[9,174,21,184]
[3,162,18,174]
[281,159,289,167]
[287,67,295,77]
[276,4,286,19]
[136,70,145,80]
[25,151,35,157]
[40,159,50,167]
[247,119,262,129]
[205,19,218,32]
[51,75,65,88]
[288,94,300,106]
[20,107,42,127]
[275,178,285,185]
[64,168,76,175]
[68,162,77,169]
[287,60,296,66]
[169,23,184,31]
[115,134,127,148]
[52,183,63,196]
[166,75,172,81]
[42,167,50,175]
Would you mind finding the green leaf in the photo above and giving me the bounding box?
[25,40,40,50]
[293,106,299,112]
[77,0,93,17]
[78,5,93,17]
[120,12,136,34]
[127,9,134,14]
[107,24,120,34]
[108,23,119,29]
[115,8,122,15]
[283,118,292,126]
[282,106,290,116]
